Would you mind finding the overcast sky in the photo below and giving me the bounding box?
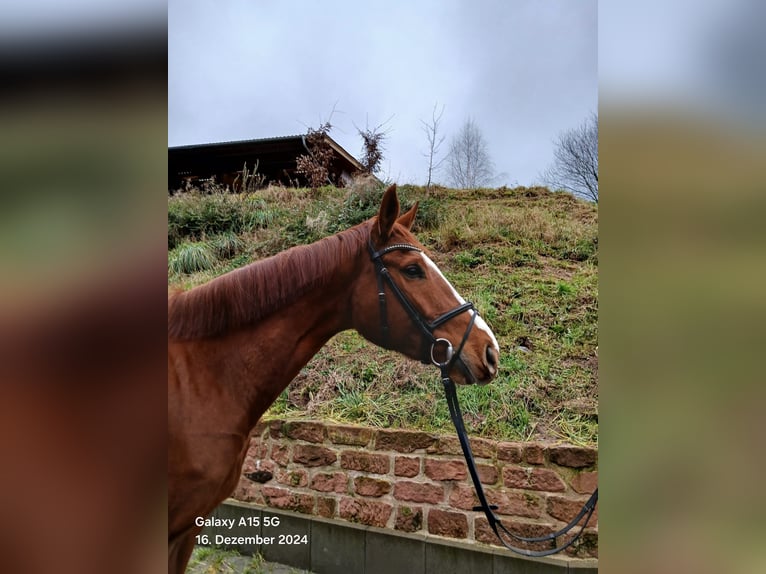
[169,0,597,187]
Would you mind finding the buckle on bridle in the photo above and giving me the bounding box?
[430,338,454,368]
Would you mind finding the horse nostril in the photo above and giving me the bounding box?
[486,346,497,370]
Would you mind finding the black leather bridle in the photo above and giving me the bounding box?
[368,240,478,375]
[369,239,599,557]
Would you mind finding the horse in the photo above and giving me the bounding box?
[168,184,500,573]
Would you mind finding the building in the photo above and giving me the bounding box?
[168,134,364,192]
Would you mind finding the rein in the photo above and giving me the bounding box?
[369,239,598,557]
[441,371,599,557]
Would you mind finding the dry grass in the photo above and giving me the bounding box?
[168,184,598,444]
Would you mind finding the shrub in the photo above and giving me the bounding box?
[168,241,217,274]
[411,197,445,230]
[168,191,275,248]
[209,232,244,259]
[334,185,387,229]
[242,196,277,229]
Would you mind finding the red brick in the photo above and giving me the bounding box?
[375,429,436,453]
[427,509,468,539]
[275,468,308,488]
[426,436,495,458]
[316,496,336,518]
[497,441,523,463]
[282,421,325,443]
[524,521,569,546]
[448,484,479,510]
[393,481,444,504]
[340,451,390,474]
[549,445,597,469]
[564,528,598,558]
[424,459,467,481]
[270,444,290,467]
[570,471,598,494]
[310,472,348,493]
[268,420,283,439]
[394,456,420,477]
[247,436,269,459]
[261,486,314,514]
[524,444,545,465]
[261,485,288,499]
[469,437,496,458]
[395,505,423,532]
[426,437,461,456]
[449,485,541,518]
[546,496,598,527]
[252,420,269,438]
[338,497,392,528]
[475,517,558,551]
[293,444,337,467]
[502,466,566,492]
[232,481,264,505]
[477,463,499,485]
[489,490,542,518]
[353,476,392,497]
[242,457,275,476]
[474,516,503,547]
[327,424,373,446]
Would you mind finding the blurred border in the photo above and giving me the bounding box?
[0,6,168,574]
[600,1,766,573]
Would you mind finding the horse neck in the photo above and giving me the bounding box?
[175,228,366,432]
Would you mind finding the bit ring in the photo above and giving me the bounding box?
[431,338,454,368]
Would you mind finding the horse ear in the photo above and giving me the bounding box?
[397,201,419,230]
[376,184,400,241]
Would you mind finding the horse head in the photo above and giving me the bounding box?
[352,185,499,385]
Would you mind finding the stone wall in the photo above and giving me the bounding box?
[233,419,598,559]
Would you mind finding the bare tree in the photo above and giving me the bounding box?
[420,102,446,189]
[355,116,392,175]
[447,118,495,189]
[542,113,598,203]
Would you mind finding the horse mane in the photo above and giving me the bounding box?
[168,223,370,340]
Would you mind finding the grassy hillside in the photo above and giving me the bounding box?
[168,181,598,445]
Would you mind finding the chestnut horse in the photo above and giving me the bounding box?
[168,185,499,573]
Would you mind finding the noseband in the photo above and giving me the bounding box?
[368,240,477,376]
[369,238,598,557]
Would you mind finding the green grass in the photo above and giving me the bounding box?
[168,241,217,275]
[188,547,310,574]
[209,231,245,259]
[168,183,598,445]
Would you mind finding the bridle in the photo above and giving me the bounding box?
[369,239,599,557]
[368,240,477,376]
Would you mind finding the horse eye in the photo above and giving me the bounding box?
[403,264,424,278]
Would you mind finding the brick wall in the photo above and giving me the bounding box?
[233,419,598,559]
